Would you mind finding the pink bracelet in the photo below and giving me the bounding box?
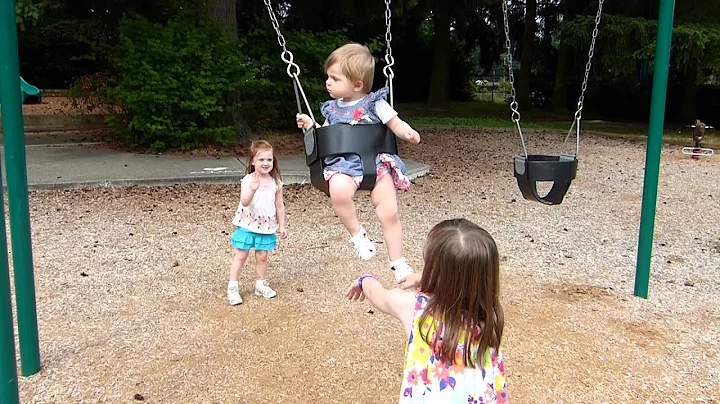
[358,274,376,292]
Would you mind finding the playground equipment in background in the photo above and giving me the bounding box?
[0,76,42,105]
[682,119,714,159]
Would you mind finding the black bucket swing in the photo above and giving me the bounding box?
[263,0,399,196]
[500,0,604,205]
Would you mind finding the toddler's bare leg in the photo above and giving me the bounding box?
[370,175,402,261]
[329,174,361,236]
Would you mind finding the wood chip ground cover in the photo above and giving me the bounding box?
[10,128,719,403]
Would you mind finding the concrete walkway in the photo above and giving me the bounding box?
[0,143,430,190]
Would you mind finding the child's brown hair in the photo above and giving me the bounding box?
[324,43,375,93]
[419,218,505,368]
[246,140,281,185]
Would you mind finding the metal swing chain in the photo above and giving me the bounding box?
[262,0,317,125]
[502,0,604,158]
[501,0,528,157]
[565,0,604,156]
[383,0,395,108]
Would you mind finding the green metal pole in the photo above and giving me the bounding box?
[0,176,20,404]
[0,0,41,375]
[634,0,676,299]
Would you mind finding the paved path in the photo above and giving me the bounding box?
[0,144,430,190]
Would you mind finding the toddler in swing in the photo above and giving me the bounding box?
[227,140,287,305]
[347,218,509,403]
[296,43,420,284]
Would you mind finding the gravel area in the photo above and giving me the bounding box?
[8,128,720,403]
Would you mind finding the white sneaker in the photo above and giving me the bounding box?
[350,227,377,261]
[227,284,243,305]
[390,257,415,283]
[254,280,277,299]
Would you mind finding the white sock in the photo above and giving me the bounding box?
[228,280,239,289]
[255,279,265,287]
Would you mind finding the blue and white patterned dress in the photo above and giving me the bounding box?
[319,87,411,190]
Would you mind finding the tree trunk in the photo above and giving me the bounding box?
[426,0,451,109]
[208,0,237,38]
[517,0,537,109]
[680,60,698,122]
[551,0,570,111]
[207,0,250,138]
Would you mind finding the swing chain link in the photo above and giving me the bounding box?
[263,0,300,78]
[383,0,395,107]
[262,0,316,124]
[501,0,520,124]
[574,0,604,122]
[501,0,527,156]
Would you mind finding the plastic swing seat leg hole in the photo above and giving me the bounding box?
[513,154,578,205]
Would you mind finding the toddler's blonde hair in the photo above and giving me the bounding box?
[324,43,375,93]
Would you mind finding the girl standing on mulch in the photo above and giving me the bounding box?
[227,140,287,305]
[346,218,509,403]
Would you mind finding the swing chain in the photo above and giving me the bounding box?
[262,0,317,124]
[262,0,300,78]
[383,0,395,107]
[574,0,604,122]
[501,0,527,156]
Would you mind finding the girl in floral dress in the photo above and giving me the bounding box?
[296,43,421,284]
[347,218,509,403]
[227,140,287,305]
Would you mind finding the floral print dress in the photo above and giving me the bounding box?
[319,87,412,191]
[400,293,509,404]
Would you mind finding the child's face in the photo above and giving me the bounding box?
[325,63,362,100]
[252,149,274,175]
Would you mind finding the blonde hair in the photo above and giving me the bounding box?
[324,43,375,93]
[246,140,281,185]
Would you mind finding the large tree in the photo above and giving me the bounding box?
[206,0,247,136]
[564,14,720,121]
[426,0,452,109]
[550,0,571,111]
[516,0,537,109]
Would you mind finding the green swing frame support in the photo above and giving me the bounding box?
[1,0,42,402]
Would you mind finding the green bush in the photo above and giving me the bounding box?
[104,12,254,151]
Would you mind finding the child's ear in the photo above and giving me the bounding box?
[354,80,364,92]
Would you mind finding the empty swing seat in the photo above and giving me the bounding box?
[304,123,398,196]
[513,154,578,205]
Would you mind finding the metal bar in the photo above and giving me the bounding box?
[634,0,676,299]
[0,0,41,375]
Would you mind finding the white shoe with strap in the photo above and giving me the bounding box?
[390,257,415,283]
[349,226,377,261]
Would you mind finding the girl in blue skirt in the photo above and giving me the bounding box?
[227,140,287,305]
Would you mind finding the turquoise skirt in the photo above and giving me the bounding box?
[231,227,277,251]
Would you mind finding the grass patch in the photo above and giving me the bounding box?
[400,102,719,148]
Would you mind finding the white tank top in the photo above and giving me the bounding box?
[231,174,281,234]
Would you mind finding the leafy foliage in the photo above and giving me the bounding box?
[99,11,253,151]
[565,15,720,80]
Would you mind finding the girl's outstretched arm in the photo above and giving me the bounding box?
[347,275,416,337]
